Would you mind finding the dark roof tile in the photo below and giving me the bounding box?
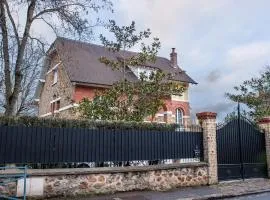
[54,37,197,85]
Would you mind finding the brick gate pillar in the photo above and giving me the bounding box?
[258,117,270,178]
[196,112,218,184]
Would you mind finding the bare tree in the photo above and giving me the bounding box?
[0,0,113,116]
[0,37,43,115]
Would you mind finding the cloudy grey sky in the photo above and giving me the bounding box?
[32,0,270,121]
[113,0,270,120]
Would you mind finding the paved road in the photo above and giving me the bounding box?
[47,179,270,200]
[227,192,270,200]
[48,192,270,200]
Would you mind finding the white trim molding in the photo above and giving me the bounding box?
[46,62,61,74]
[40,112,52,117]
[39,103,79,117]
[143,120,166,124]
[183,116,190,118]
[50,97,61,104]
[171,99,189,103]
[157,121,166,124]
[143,120,151,123]
[58,104,78,112]
[163,111,173,115]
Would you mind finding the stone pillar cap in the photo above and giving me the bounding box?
[258,117,270,124]
[196,112,217,120]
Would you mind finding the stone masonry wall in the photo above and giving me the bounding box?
[38,52,75,117]
[196,112,218,185]
[0,182,16,197]
[44,164,208,198]
[0,163,208,198]
[258,117,270,177]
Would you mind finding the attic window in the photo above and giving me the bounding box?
[51,99,61,115]
[52,68,58,85]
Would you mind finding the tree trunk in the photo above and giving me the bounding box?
[3,1,36,116]
[0,3,13,115]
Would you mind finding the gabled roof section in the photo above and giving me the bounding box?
[50,37,197,85]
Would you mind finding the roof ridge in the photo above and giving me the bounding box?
[55,36,170,61]
[49,37,197,85]
[56,36,104,48]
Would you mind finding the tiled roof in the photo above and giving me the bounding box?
[52,37,197,85]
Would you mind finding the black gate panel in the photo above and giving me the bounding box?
[218,164,242,180]
[217,118,267,181]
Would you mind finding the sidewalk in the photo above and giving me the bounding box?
[48,178,270,200]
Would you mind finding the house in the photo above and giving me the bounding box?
[35,37,197,125]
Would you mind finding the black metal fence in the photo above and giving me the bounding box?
[0,125,203,167]
[217,117,267,180]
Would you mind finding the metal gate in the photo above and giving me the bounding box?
[0,166,27,200]
[217,117,267,181]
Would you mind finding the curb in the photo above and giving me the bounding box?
[193,189,270,200]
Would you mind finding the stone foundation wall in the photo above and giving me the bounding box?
[0,182,16,197]
[259,117,270,178]
[44,165,208,198]
[0,163,208,198]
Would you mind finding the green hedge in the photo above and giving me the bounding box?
[0,116,179,130]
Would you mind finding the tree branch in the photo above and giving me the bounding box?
[8,0,36,115]
[32,3,84,21]
[39,17,58,37]
[28,35,47,54]
[3,0,20,47]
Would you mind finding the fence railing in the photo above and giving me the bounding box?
[0,166,27,200]
[0,125,203,167]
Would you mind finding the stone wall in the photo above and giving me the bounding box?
[38,52,75,117]
[0,163,208,198]
[197,112,218,184]
[44,164,208,198]
[0,182,16,197]
[259,117,270,177]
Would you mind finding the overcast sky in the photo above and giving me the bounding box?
[32,0,270,121]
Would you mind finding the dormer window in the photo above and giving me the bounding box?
[129,66,156,80]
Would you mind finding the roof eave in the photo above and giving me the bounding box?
[72,81,112,88]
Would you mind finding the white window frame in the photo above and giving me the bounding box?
[52,68,58,85]
[176,108,184,126]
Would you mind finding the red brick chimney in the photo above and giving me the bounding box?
[170,48,178,68]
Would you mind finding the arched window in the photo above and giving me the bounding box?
[176,108,184,126]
